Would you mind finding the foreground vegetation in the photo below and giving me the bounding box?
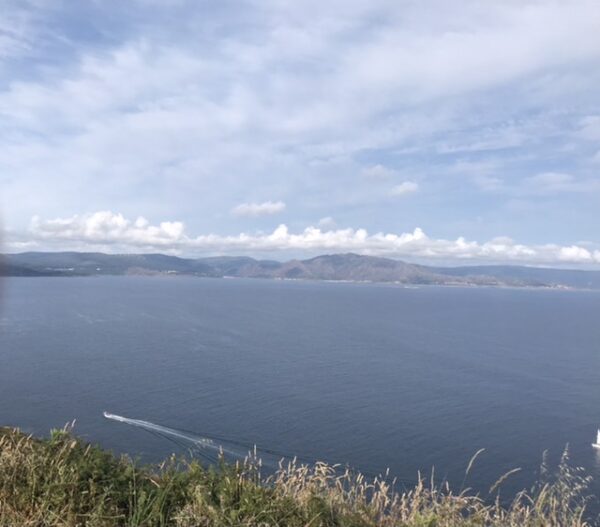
[0,426,595,526]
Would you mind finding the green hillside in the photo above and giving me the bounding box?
[0,426,592,526]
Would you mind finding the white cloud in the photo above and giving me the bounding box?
[318,216,336,228]
[522,172,600,194]
[29,211,185,247]
[524,172,574,192]
[473,175,504,192]
[9,210,600,266]
[1,1,600,243]
[0,1,39,61]
[390,181,419,196]
[578,115,600,141]
[231,201,286,217]
[361,165,397,179]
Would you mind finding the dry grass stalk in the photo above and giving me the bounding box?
[0,426,595,526]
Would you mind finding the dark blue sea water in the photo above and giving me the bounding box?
[2,276,600,498]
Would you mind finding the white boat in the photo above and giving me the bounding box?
[592,430,600,449]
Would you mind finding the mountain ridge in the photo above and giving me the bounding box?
[2,251,600,289]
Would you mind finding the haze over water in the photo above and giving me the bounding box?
[2,276,600,497]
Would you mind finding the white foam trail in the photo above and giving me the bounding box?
[103,411,247,459]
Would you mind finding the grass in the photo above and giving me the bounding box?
[0,424,595,526]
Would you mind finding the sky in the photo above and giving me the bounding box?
[1,0,600,265]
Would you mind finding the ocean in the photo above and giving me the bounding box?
[2,276,600,498]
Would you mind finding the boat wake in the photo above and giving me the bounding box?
[103,411,417,485]
[592,429,600,449]
[103,411,275,465]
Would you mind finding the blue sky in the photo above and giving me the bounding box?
[1,0,600,265]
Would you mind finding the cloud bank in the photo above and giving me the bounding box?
[10,211,600,266]
[1,1,600,248]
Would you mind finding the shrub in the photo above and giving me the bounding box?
[0,426,594,526]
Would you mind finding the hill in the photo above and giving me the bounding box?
[3,251,600,289]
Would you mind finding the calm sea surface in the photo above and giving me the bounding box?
[2,276,600,497]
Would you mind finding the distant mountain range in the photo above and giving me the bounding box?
[2,251,600,290]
